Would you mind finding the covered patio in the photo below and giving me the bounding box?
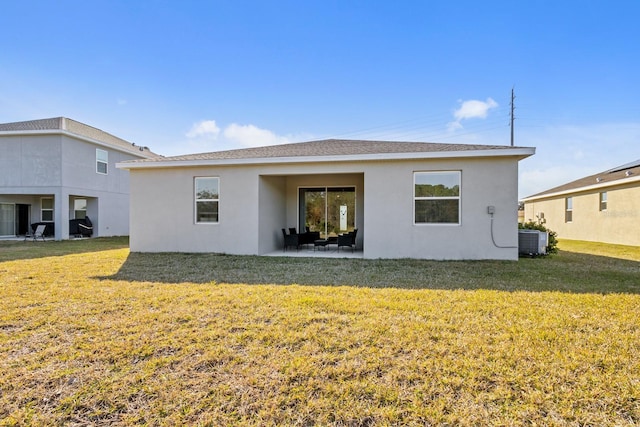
[258,172,364,256]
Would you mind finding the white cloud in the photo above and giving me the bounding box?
[454,98,498,120]
[223,123,290,147]
[175,120,302,155]
[186,120,220,139]
[448,98,499,130]
[117,98,128,105]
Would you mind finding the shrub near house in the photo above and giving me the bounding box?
[519,220,558,254]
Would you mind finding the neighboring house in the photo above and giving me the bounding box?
[522,160,640,246]
[0,117,161,240]
[117,140,534,260]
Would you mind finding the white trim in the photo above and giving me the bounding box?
[117,147,536,170]
[522,174,640,202]
[41,197,54,222]
[0,202,16,237]
[72,198,87,219]
[96,148,108,175]
[194,176,220,224]
[414,170,461,225]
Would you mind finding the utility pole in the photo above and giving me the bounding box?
[510,87,515,146]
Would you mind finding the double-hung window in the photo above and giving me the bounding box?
[414,171,461,224]
[599,192,607,211]
[41,197,54,222]
[195,177,219,223]
[74,199,87,219]
[96,149,108,174]
[565,197,573,222]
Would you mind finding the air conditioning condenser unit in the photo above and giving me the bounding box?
[518,230,548,256]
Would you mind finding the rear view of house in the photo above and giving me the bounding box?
[118,139,534,260]
[522,160,640,246]
[0,117,161,240]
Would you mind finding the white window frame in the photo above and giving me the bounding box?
[41,197,54,222]
[194,177,220,224]
[96,149,108,175]
[0,203,16,237]
[73,198,87,219]
[414,171,461,225]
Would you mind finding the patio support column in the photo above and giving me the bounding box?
[53,190,69,240]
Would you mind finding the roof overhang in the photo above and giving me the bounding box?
[522,174,640,202]
[117,147,535,170]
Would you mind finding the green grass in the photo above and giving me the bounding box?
[0,238,638,425]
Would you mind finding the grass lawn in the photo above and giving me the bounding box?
[0,238,638,426]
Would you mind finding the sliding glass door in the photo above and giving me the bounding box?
[0,203,15,237]
[299,187,355,238]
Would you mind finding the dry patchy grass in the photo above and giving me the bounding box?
[0,238,638,426]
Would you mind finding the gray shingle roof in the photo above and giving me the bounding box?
[129,139,528,163]
[0,117,162,159]
[524,160,640,199]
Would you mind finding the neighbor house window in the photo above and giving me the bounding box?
[74,199,87,219]
[414,171,461,224]
[96,149,108,174]
[195,177,219,223]
[565,197,573,222]
[599,192,607,211]
[41,197,54,222]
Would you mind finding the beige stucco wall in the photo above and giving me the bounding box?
[524,182,640,246]
[128,155,522,260]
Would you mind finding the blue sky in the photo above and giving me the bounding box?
[1,1,639,198]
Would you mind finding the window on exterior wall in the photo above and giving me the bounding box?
[0,203,15,236]
[299,187,356,238]
[41,197,54,222]
[599,192,607,211]
[414,171,461,224]
[96,149,108,174]
[195,177,219,223]
[565,197,573,222]
[74,199,87,219]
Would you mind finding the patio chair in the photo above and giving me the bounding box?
[27,224,47,242]
[282,228,299,251]
[337,228,358,252]
[299,226,320,247]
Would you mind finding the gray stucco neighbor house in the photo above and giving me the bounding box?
[118,139,535,260]
[0,117,162,240]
